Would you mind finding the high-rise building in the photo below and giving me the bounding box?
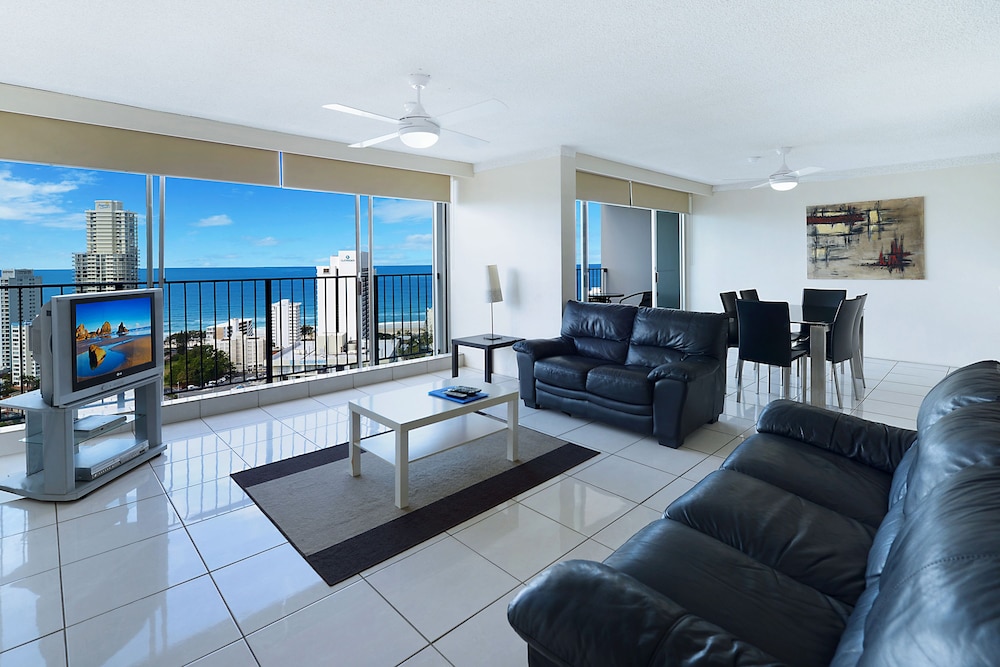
[316,250,370,354]
[1,268,43,377]
[270,299,302,349]
[204,318,266,374]
[73,200,139,291]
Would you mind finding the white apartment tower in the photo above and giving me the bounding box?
[1,269,43,377]
[316,250,370,354]
[73,200,139,291]
[270,299,302,349]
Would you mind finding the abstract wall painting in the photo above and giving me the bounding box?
[806,196,925,280]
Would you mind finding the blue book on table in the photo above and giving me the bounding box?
[428,388,489,404]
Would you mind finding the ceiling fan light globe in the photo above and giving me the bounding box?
[769,173,798,191]
[398,117,440,148]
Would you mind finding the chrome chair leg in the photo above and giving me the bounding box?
[737,360,744,403]
[832,361,843,408]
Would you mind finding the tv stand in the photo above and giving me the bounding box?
[0,377,165,501]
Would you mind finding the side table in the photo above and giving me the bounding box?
[451,334,524,383]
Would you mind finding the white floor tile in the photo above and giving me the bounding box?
[212,543,340,634]
[556,538,615,565]
[186,504,287,571]
[0,569,63,653]
[1,524,58,585]
[0,497,56,539]
[160,418,215,441]
[517,409,590,437]
[153,448,249,493]
[680,427,740,455]
[616,438,708,476]
[61,529,206,626]
[156,433,231,465]
[643,477,698,512]
[681,455,726,483]
[399,645,452,667]
[201,407,273,432]
[559,421,645,453]
[185,639,259,667]
[453,504,586,581]
[233,434,319,467]
[434,587,528,667]
[366,536,519,641]
[54,463,165,523]
[166,475,253,525]
[571,455,675,503]
[520,478,634,537]
[259,396,327,419]
[591,504,663,551]
[246,580,426,667]
[58,494,182,565]
[64,575,241,667]
[0,630,66,667]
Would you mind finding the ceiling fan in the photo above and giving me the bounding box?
[323,73,506,149]
[750,147,823,191]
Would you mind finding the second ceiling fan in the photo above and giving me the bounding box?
[751,147,823,191]
[324,73,506,149]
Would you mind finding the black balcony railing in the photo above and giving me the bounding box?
[0,272,434,423]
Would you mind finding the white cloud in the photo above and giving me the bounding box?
[373,199,433,224]
[0,168,85,223]
[193,214,234,227]
[403,233,433,247]
[254,236,278,246]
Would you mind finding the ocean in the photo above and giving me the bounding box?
[33,266,433,334]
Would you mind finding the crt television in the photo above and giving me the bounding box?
[30,288,164,408]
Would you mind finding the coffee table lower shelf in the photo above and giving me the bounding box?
[361,412,507,464]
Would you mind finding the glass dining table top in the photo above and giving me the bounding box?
[789,304,839,325]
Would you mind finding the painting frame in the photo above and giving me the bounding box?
[806,196,925,280]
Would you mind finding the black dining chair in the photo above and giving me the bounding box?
[796,288,846,340]
[739,289,759,301]
[619,291,653,307]
[809,295,864,408]
[736,300,807,402]
[719,291,739,349]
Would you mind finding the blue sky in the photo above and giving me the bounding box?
[0,160,434,269]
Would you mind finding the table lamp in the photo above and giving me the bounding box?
[485,264,503,340]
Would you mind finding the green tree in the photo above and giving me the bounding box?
[300,324,314,340]
[166,345,235,388]
[169,330,206,353]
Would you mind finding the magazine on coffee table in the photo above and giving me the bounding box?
[429,386,489,404]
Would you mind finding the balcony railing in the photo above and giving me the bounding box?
[0,271,434,424]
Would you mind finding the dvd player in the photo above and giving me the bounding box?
[75,438,150,481]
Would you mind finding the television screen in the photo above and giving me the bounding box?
[70,293,157,392]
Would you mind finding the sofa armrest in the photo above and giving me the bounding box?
[756,399,917,473]
[512,337,575,362]
[647,356,719,383]
[507,560,785,667]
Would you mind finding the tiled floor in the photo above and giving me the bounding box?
[0,355,952,666]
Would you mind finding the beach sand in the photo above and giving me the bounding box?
[76,336,153,368]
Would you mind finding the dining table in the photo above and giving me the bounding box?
[789,304,863,407]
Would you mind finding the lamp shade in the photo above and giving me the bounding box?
[486,264,503,303]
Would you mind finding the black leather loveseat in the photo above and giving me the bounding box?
[508,360,1000,666]
[512,301,727,448]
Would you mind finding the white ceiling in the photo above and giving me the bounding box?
[2,0,999,189]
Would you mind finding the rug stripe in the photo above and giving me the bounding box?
[232,442,350,489]
[303,442,598,586]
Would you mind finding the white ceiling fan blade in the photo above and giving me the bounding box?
[437,98,507,126]
[349,131,400,148]
[750,180,772,189]
[441,127,489,147]
[323,103,398,125]
[791,166,823,177]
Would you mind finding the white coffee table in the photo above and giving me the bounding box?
[348,379,520,508]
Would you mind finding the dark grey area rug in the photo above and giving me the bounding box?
[231,426,599,586]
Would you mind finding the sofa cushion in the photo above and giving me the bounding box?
[723,434,893,529]
[625,307,726,367]
[858,465,1000,666]
[586,364,654,405]
[667,469,875,606]
[560,300,636,363]
[915,359,1000,432]
[904,401,1000,516]
[534,355,606,391]
[606,519,852,667]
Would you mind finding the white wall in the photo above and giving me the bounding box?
[451,154,576,378]
[688,163,1000,367]
[601,204,652,297]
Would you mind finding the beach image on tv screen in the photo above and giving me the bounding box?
[73,296,154,383]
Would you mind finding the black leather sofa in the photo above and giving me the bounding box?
[512,301,727,448]
[507,360,1000,666]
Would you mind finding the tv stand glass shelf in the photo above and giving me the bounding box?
[0,376,165,501]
